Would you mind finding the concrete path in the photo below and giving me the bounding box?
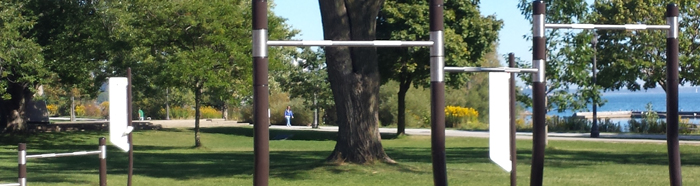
[146,119,245,128]
[266,125,700,144]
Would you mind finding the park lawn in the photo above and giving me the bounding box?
[1,127,700,186]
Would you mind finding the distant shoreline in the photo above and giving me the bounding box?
[522,111,700,119]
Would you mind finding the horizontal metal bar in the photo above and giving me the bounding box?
[545,24,670,30]
[26,150,102,159]
[267,40,434,47]
[444,67,538,73]
[0,183,20,186]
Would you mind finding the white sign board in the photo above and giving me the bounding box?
[109,77,132,152]
[489,72,511,172]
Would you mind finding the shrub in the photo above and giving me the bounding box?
[628,103,666,134]
[199,106,222,119]
[547,116,590,132]
[169,106,194,119]
[75,105,86,116]
[445,106,479,128]
[595,118,622,132]
[46,104,58,116]
[100,102,109,118]
[82,104,101,118]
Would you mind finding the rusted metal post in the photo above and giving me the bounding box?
[509,53,517,186]
[99,137,107,186]
[530,1,547,186]
[252,0,270,185]
[127,68,134,186]
[429,0,447,185]
[665,3,682,186]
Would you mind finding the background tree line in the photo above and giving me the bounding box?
[2,0,504,164]
[516,0,700,113]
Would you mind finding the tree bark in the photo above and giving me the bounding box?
[222,104,229,120]
[1,82,31,133]
[165,87,171,120]
[319,0,393,164]
[397,75,411,136]
[194,84,202,147]
[70,96,76,122]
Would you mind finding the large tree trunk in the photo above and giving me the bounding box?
[319,0,393,164]
[1,83,32,133]
[194,85,202,147]
[397,75,411,136]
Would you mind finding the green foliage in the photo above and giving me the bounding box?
[238,90,315,126]
[379,80,495,129]
[377,0,503,132]
[275,48,334,125]
[627,103,664,133]
[0,1,48,98]
[516,0,700,114]
[546,116,591,132]
[378,0,503,87]
[595,118,623,132]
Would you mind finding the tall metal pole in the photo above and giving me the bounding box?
[98,137,107,186]
[508,53,517,186]
[665,3,682,186]
[429,0,447,185]
[252,0,270,185]
[530,1,547,186]
[591,32,599,138]
[127,68,134,186]
[18,143,26,186]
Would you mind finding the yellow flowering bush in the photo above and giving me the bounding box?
[444,106,479,128]
[200,106,222,119]
[46,104,58,116]
[100,102,110,118]
[75,105,86,116]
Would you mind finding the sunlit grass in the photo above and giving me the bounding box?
[1,126,700,185]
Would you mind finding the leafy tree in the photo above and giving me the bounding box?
[122,0,297,147]
[516,0,600,113]
[590,0,700,90]
[276,48,334,127]
[377,0,502,135]
[516,0,700,113]
[1,0,114,132]
[318,0,393,164]
[0,0,48,132]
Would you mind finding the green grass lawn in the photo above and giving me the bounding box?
[1,127,700,186]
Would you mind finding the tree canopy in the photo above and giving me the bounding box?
[377,0,502,134]
[516,0,700,113]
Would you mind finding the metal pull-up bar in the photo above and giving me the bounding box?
[530,1,681,186]
[444,67,538,73]
[267,40,434,47]
[545,24,670,30]
[253,1,447,186]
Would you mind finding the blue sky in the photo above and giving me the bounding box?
[271,0,533,65]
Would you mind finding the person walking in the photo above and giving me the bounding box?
[138,108,144,121]
[284,106,294,127]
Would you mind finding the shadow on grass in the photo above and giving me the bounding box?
[3,129,700,184]
[199,126,399,141]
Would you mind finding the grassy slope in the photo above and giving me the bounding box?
[1,127,699,186]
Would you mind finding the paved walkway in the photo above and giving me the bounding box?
[150,120,700,144]
[267,125,700,144]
